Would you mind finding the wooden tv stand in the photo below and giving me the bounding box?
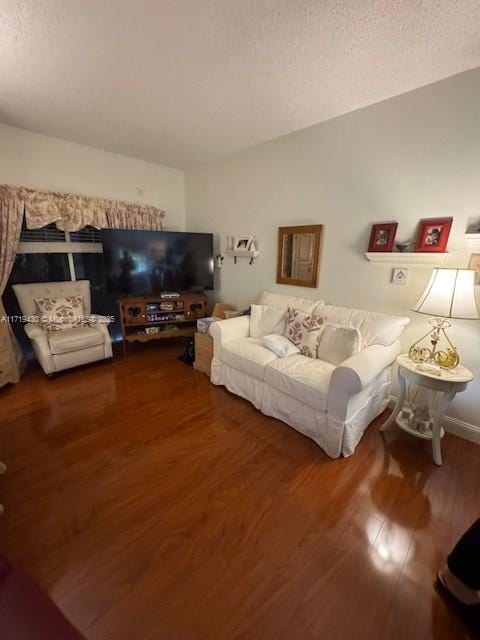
[118,292,208,352]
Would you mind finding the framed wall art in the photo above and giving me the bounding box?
[233,236,254,251]
[367,222,398,252]
[415,217,452,252]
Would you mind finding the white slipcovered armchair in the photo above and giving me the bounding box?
[13,280,112,376]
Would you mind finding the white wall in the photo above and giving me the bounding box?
[186,69,480,430]
[0,123,185,230]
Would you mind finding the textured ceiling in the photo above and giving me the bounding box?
[1,0,480,168]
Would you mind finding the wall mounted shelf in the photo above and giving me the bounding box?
[224,249,260,265]
[365,252,448,266]
[464,234,480,252]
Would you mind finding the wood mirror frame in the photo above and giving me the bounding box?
[276,224,324,288]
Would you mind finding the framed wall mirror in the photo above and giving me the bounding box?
[276,224,324,288]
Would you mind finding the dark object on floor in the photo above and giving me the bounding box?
[0,554,85,639]
[436,518,480,638]
[448,519,480,592]
[178,338,195,364]
[436,576,480,639]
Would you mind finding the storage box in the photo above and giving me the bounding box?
[193,332,213,376]
[212,303,237,319]
[196,316,220,335]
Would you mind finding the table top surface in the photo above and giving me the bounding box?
[397,353,474,383]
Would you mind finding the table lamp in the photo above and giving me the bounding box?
[409,268,479,370]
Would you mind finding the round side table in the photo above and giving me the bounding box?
[380,354,473,466]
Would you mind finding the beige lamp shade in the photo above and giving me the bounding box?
[412,268,480,319]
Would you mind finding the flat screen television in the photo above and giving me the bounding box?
[101,229,214,295]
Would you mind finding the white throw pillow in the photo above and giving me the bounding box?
[262,334,300,358]
[250,304,287,338]
[317,324,361,365]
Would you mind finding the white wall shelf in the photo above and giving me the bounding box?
[224,249,260,265]
[365,252,448,266]
[464,234,480,252]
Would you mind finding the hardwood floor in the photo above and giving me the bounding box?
[1,342,478,639]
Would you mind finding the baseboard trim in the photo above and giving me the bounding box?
[388,397,480,445]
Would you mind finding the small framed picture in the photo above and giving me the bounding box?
[368,222,398,252]
[468,253,480,285]
[391,268,409,285]
[234,236,254,251]
[415,217,452,252]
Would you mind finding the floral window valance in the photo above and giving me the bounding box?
[0,184,165,232]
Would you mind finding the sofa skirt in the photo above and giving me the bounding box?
[211,358,390,458]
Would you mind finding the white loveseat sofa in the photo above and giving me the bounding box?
[210,291,410,458]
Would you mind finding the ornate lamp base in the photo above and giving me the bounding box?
[409,317,459,370]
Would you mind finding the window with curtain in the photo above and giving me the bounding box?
[4,222,118,355]
[0,184,166,373]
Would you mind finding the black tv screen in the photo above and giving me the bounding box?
[101,229,214,295]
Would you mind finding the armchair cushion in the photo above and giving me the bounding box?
[48,326,105,355]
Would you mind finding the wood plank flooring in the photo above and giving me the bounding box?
[0,342,478,639]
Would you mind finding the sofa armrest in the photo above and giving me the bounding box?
[210,315,250,359]
[332,341,401,395]
[328,341,401,421]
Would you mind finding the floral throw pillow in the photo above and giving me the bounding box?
[35,296,84,332]
[284,307,325,358]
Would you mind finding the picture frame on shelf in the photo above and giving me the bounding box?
[367,222,398,252]
[233,236,254,251]
[468,253,480,285]
[415,217,452,252]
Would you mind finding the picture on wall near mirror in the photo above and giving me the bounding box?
[276,225,324,288]
[367,222,398,252]
[233,236,254,251]
[415,217,452,252]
